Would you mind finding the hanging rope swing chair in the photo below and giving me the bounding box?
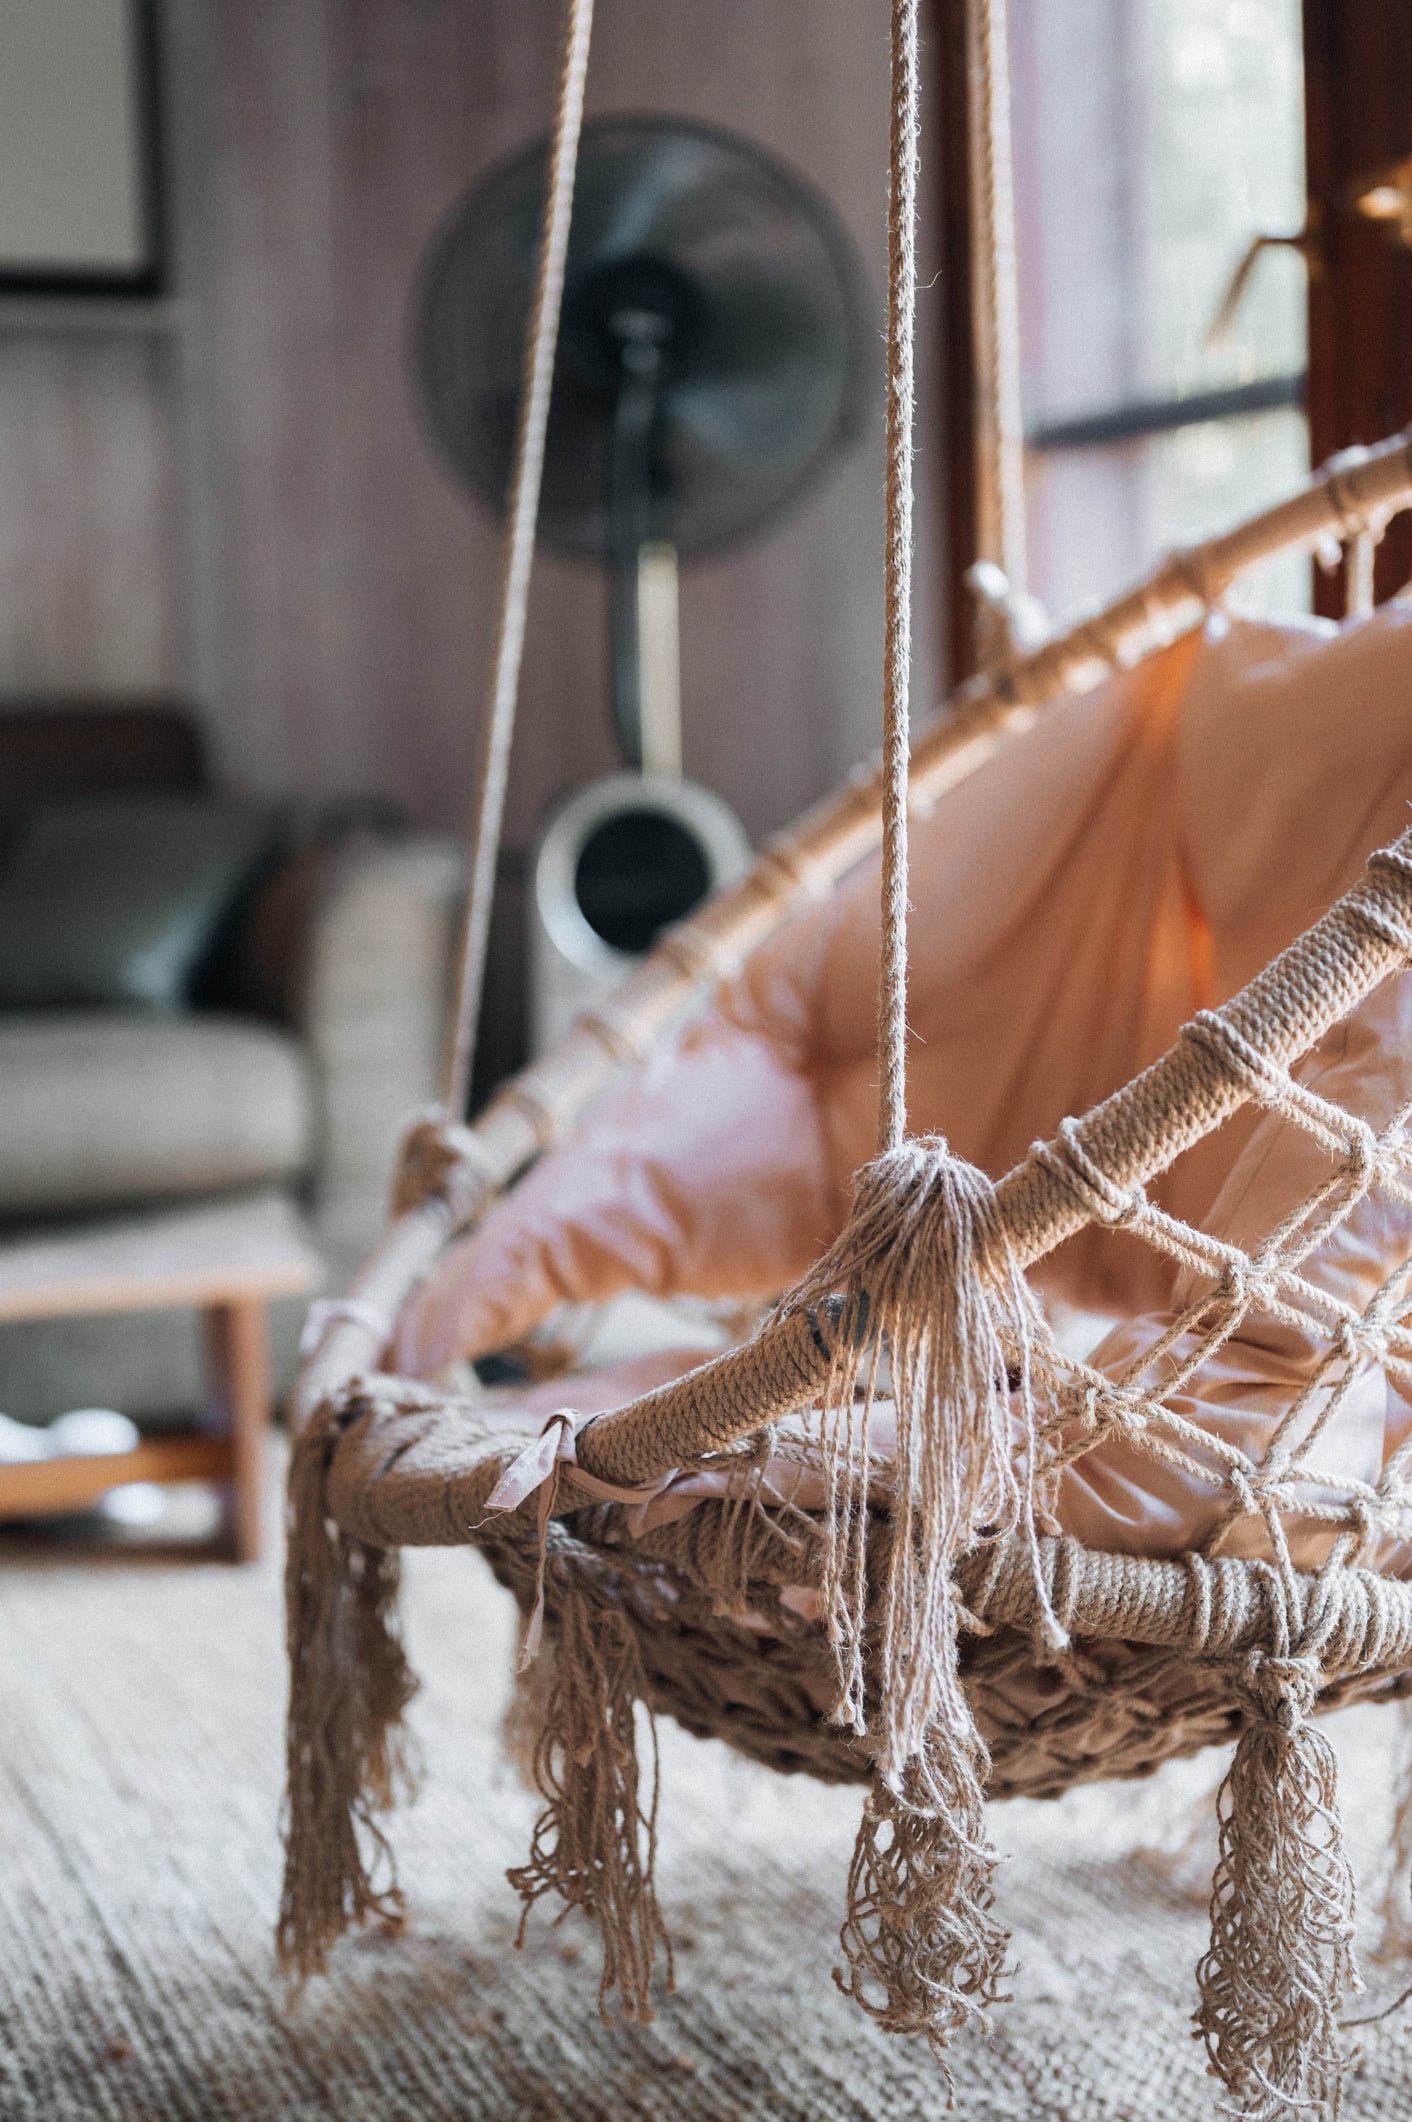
[283,1,1412,2112]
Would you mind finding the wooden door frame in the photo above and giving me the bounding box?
[931,1,1412,656]
[1304,0,1412,613]
[927,0,982,691]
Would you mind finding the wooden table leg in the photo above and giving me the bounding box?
[202,1297,271,1562]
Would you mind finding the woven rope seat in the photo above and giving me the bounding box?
[281,4,1412,2113]
[310,1379,1412,1802]
[286,474,1412,2122]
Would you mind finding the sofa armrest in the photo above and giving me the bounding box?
[246,835,466,1276]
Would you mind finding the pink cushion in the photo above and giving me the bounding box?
[396,601,1412,1480]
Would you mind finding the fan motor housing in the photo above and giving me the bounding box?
[530,775,752,1054]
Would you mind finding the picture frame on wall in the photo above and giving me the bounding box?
[0,0,163,299]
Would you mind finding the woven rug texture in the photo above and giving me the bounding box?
[6,1479,1412,2120]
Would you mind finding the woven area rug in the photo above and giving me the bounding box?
[6,1472,1412,2120]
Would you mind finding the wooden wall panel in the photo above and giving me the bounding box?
[0,328,185,696]
[184,0,916,851]
[0,2,944,843]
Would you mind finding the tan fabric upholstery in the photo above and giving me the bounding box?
[270,838,464,1277]
[0,832,460,1418]
[0,1012,314,1216]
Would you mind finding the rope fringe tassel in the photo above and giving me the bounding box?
[793,1136,1052,2063]
[278,1414,419,1982]
[507,1584,671,2024]
[1195,1652,1360,2118]
[838,1722,1011,2073]
[798,1138,1055,1771]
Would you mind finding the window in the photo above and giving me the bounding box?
[1010,0,1309,625]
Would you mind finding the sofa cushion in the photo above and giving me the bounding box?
[0,1013,315,1216]
[0,796,289,1010]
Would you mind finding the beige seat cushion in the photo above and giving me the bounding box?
[0,1012,314,1216]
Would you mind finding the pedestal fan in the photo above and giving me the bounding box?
[413,115,871,1049]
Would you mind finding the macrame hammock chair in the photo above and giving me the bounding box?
[283,1,1412,2112]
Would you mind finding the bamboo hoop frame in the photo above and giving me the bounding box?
[294,430,1412,1437]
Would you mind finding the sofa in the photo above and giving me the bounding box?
[0,702,464,1423]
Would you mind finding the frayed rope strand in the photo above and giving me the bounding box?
[507,1584,672,2025]
[278,1410,419,1982]
[838,1722,1011,2077]
[1195,1651,1360,2119]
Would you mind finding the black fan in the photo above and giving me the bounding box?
[414,115,871,764]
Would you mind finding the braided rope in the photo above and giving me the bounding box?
[878,0,920,1154]
[442,0,596,1116]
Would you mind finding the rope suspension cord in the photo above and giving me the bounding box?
[878,0,921,1154]
[442,0,596,1118]
[966,0,1028,620]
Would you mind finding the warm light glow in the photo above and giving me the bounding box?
[1356,183,1407,221]
[1353,158,1412,246]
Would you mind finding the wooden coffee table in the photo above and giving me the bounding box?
[0,1194,320,1560]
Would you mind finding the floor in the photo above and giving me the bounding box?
[5,1466,1412,2120]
